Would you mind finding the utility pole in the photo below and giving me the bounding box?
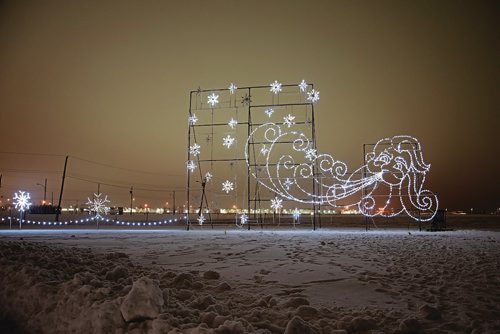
[97,183,100,195]
[55,156,68,222]
[129,186,133,215]
[173,190,176,215]
[37,178,47,204]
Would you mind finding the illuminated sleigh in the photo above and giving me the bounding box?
[245,123,438,221]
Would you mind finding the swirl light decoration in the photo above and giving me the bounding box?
[245,123,438,221]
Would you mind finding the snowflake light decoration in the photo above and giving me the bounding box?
[228,83,237,94]
[240,214,248,225]
[283,114,295,128]
[228,118,238,129]
[197,214,206,225]
[222,135,235,148]
[283,178,293,190]
[189,143,201,156]
[293,208,301,220]
[260,145,269,155]
[205,171,213,182]
[270,197,283,211]
[86,193,110,218]
[265,108,274,118]
[188,114,198,125]
[222,180,234,193]
[298,79,308,92]
[307,89,320,103]
[13,191,32,211]
[207,93,219,107]
[270,80,282,94]
[187,160,197,172]
[305,148,317,161]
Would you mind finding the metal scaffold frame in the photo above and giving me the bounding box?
[186,83,321,230]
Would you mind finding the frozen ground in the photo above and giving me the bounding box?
[0,228,499,333]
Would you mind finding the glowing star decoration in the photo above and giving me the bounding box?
[197,214,205,225]
[260,145,269,155]
[222,180,234,193]
[228,118,238,129]
[264,108,274,118]
[207,93,219,107]
[189,143,201,156]
[292,208,301,220]
[228,83,237,94]
[187,160,197,172]
[204,171,213,182]
[283,114,295,128]
[270,80,282,94]
[244,122,439,222]
[86,193,110,218]
[283,178,293,190]
[222,135,235,148]
[13,191,32,211]
[307,89,320,103]
[298,79,308,92]
[188,114,198,125]
[270,197,283,211]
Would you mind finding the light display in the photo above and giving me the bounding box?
[307,89,320,103]
[283,114,296,128]
[189,114,198,125]
[205,171,213,182]
[237,213,248,228]
[1,216,181,227]
[13,191,32,212]
[187,160,197,172]
[189,143,201,156]
[222,135,235,148]
[228,118,238,129]
[270,81,282,94]
[207,93,219,107]
[186,81,438,228]
[245,123,438,221]
[197,214,205,225]
[299,79,308,92]
[222,180,234,193]
[270,197,283,211]
[228,83,237,94]
[86,193,110,218]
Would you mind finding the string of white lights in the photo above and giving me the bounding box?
[0,216,181,227]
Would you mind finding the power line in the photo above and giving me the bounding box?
[0,151,65,158]
[66,175,184,192]
[69,155,183,177]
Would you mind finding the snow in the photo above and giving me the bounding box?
[0,228,499,333]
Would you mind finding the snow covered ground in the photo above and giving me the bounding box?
[1,228,499,333]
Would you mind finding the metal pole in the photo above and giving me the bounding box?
[55,156,68,222]
[247,87,251,231]
[187,91,193,231]
[173,190,176,215]
[363,144,368,232]
[43,178,47,203]
[129,186,133,215]
[310,95,317,231]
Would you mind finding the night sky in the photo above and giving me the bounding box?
[0,1,498,211]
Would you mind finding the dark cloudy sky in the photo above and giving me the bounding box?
[0,0,498,211]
